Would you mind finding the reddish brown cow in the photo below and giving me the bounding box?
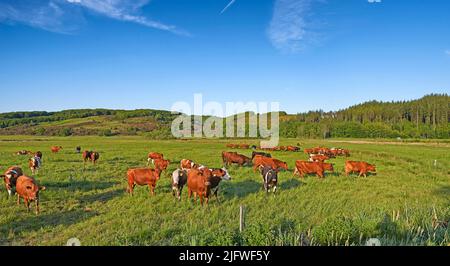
[187,168,211,205]
[15,175,46,215]
[345,161,376,177]
[154,158,170,171]
[309,154,329,163]
[1,166,23,197]
[83,151,100,166]
[286,146,300,152]
[16,150,33,156]
[239,144,250,149]
[187,167,231,205]
[293,161,334,179]
[126,168,162,196]
[273,158,288,171]
[51,146,62,153]
[222,151,252,167]
[28,157,41,175]
[252,155,278,172]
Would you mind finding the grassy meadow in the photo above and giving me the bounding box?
[0,136,449,246]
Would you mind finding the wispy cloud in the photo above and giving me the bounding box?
[0,0,189,35]
[267,0,316,53]
[221,0,237,14]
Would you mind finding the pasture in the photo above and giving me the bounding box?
[0,136,449,246]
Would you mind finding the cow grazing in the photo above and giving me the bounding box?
[293,161,334,179]
[345,161,376,177]
[272,159,288,171]
[287,146,300,152]
[76,146,81,153]
[15,175,46,215]
[154,158,170,171]
[251,151,272,160]
[126,168,162,196]
[16,150,33,156]
[252,155,278,172]
[239,144,250,149]
[51,146,62,153]
[1,166,23,197]
[171,169,188,200]
[147,152,164,164]
[222,151,252,167]
[260,166,278,194]
[82,151,100,166]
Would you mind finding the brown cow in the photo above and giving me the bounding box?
[154,158,170,171]
[126,168,162,196]
[239,144,250,149]
[286,146,300,152]
[82,150,92,163]
[252,155,278,172]
[293,161,334,179]
[309,154,329,163]
[15,175,46,215]
[1,166,23,197]
[345,161,376,177]
[187,167,231,205]
[222,151,252,167]
[272,159,288,171]
[51,146,62,153]
[147,152,164,165]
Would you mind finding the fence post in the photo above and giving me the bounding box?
[239,205,245,233]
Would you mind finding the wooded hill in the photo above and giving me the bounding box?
[0,94,448,139]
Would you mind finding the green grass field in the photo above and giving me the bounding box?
[0,136,448,246]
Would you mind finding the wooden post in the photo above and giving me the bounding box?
[239,205,245,233]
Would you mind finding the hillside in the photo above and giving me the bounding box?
[0,94,448,139]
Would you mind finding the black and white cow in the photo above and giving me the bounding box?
[171,169,188,200]
[260,166,278,194]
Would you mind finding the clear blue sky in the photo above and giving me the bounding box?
[0,0,449,114]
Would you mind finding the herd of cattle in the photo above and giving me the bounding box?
[2,143,377,214]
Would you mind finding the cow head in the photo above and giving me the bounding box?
[323,163,334,172]
[279,161,288,170]
[211,168,231,181]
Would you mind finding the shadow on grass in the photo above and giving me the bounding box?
[44,180,119,192]
[0,209,98,242]
[79,189,124,204]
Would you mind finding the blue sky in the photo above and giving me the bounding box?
[0,0,449,114]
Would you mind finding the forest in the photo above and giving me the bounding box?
[0,94,448,139]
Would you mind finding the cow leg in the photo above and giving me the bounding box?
[199,195,203,206]
[178,186,182,201]
[188,188,192,200]
[213,188,220,203]
[25,199,30,212]
[17,194,21,205]
[35,198,40,215]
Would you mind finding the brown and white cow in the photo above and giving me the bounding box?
[171,169,188,200]
[1,166,23,197]
[15,175,46,215]
[126,168,162,196]
[29,155,42,175]
[345,161,376,177]
[180,159,199,171]
[293,161,334,179]
[309,154,329,163]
